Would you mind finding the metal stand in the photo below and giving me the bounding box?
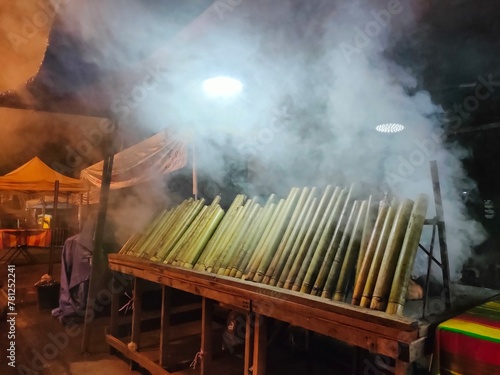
[419,160,452,318]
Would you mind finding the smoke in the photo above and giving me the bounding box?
[51,0,487,279]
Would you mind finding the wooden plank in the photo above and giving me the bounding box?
[160,286,171,368]
[132,277,144,349]
[252,313,267,375]
[108,254,417,331]
[106,334,171,375]
[201,298,214,375]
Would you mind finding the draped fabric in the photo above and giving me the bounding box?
[433,299,500,374]
[80,129,187,191]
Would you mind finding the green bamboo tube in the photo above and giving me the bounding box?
[275,196,319,288]
[311,185,354,296]
[333,200,368,301]
[139,206,182,259]
[386,194,429,315]
[253,188,301,282]
[234,203,277,278]
[119,232,143,255]
[370,199,414,311]
[221,202,262,276]
[359,198,399,308]
[262,187,312,284]
[351,197,390,305]
[355,195,376,281]
[300,188,347,293]
[228,205,264,277]
[320,200,360,299]
[182,206,226,268]
[152,199,205,262]
[268,188,318,286]
[283,186,334,290]
[194,194,246,270]
[213,199,255,274]
[164,205,209,264]
[173,203,223,266]
[244,198,287,280]
[127,208,170,257]
[291,186,340,291]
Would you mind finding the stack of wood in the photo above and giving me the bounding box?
[118,185,428,316]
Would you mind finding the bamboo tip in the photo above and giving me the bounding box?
[299,285,310,294]
[351,298,360,305]
[359,297,370,308]
[321,292,331,299]
[291,285,300,292]
[333,293,344,301]
[261,276,270,284]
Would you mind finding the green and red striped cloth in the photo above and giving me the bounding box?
[434,299,500,374]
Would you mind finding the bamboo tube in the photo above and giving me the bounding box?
[214,199,255,274]
[262,187,312,284]
[355,195,376,281]
[253,188,301,282]
[359,198,399,308]
[139,206,181,259]
[333,200,367,301]
[311,185,354,296]
[126,208,170,257]
[235,202,277,278]
[164,205,209,264]
[321,200,360,299]
[370,199,414,311]
[152,199,205,262]
[283,186,334,289]
[174,202,223,266]
[292,186,340,291]
[300,188,347,293]
[228,205,264,277]
[386,194,429,315]
[244,198,287,280]
[351,197,390,305]
[194,194,246,270]
[182,206,225,268]
[119,232,143,255]
[221,202,262,276]
[275,196,319,288]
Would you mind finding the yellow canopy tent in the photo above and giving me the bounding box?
[0,156,88,193]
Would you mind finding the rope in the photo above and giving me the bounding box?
[189,349,205,369]
[119,292,133,314]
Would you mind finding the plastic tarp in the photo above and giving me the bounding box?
[0,157,88,193]
[80,129,187,190]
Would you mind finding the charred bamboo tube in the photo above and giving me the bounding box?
[235,202,277,278]
[194,194,246,270]
[333,200,368,301]
[370,199,414,311]
[244,198,287,280]
[283,186,334,289]
[301,188,348,293]
[311,184,354,296]
[355,195,376,281]
[359,198,399,308]
[253,188,301,282]
[321,200,360,299]
[221,202,262,276]
[275,196,319,288]
[174,198,223,266]
[182,206,225,268]
[262,187,312,284]
[214,199,255,274]
[386,194,429,315]
[152,199,205,262]
[292,186,340,291]
[351,197,390,305]
[228,205,264,277]
[164,205,209,264]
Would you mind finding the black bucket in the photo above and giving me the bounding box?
[36,282,60,311]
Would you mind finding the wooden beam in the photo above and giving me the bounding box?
[252,313,267,375]
[201,298,214,375]
[131,277,144,349]
[160,286,172,368]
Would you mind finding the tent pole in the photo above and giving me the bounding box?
[48,180,59,276]
[192,136,198,199]
[81,123,115,353]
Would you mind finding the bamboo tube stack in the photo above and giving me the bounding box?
[118,185,429,317]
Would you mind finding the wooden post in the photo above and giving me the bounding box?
[244,313,253,375]
[252,313,267,375]
[160,286,172,368]
[48,180,59,275]
[131,277,144,350]
[201,297,214,375]
[109,274,120,337]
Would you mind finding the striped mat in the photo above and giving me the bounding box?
[0,229,52,249]
[434,299,500,375]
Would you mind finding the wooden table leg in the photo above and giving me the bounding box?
[395,360,413,375]
[252,313,267,375]
[131,277,144,350]
[201,297,214,375]
[159,286,172,368]
[352,347,369,375]
[244,313,253,375]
